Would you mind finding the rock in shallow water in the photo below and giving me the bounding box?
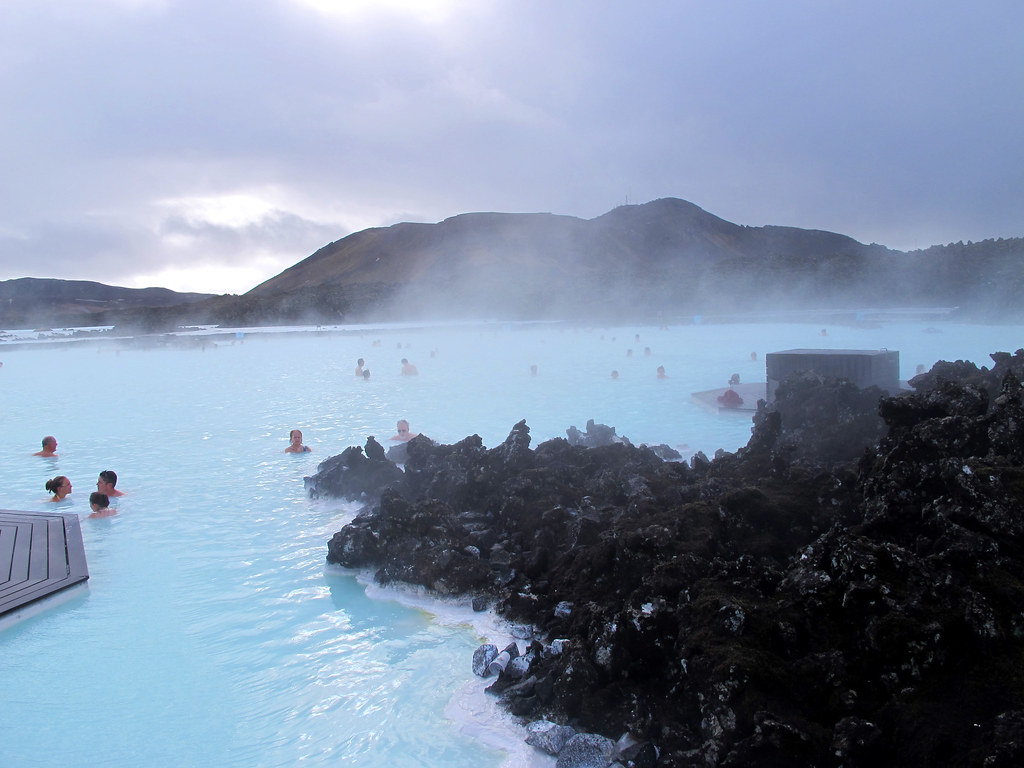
[472,643,498,677]
[525,719,576,756]
[555,733,616,768]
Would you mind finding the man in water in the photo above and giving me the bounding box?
[33,435,58,457]
[355,358,365,377]
[97,470,126,497]
[401,358,418,375]
[390,420,418,442]
[285,429,312,453]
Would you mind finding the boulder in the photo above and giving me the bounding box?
[555,733,616,768]
[305,443,404,500]
[525,719,576,756]
[472,644,499,677]
[566,419,627,448]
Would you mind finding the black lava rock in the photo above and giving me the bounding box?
[318,352,1024,767]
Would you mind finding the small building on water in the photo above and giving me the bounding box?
[692,347,901,412]
[766,348,900,402]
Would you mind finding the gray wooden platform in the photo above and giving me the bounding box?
[0,509,89,619]
[690,382,767,413]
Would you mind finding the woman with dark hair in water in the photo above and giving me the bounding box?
[89,492,116,518]
[285,429,312,453]
[45,475,72,502]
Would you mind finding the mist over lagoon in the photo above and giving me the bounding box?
[1,317,1021,767]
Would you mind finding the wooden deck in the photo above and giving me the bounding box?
[0,509,89,621]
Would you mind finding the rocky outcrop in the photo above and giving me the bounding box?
[318,350,1024,767]
[565,418,627,448]
[306,436,404,501]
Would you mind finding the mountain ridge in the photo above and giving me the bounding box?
[245,197,898,322]
[0,277,213,329]
[2,198,1022,328]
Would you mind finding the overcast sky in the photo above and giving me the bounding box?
[1,0,1021,295]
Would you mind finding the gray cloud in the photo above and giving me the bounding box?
[0,0,1021,293]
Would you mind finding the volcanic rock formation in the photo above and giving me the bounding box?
[312,350,1024,767]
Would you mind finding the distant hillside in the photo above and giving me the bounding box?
[895,237,1024,307]
[0,278,213,328]
[3,199,1023,329]
[246,197,1022,322]
[248,198,888,319]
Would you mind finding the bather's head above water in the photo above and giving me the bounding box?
[391,419,418,442]
[286,429,312,453]
[97,469,125,497]
[45,475,71,501]
[34,435,58,457]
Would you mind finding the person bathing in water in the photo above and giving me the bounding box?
[45,475,72,502]
[285,429,312,453]
[97,470,125,497]
[390,419,418,442]
[34,435,58,457]
[88,492,116,518]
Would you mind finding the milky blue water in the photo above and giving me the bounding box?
[0,319,1020,767]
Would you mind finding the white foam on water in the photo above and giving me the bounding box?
[335,567,556,767]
